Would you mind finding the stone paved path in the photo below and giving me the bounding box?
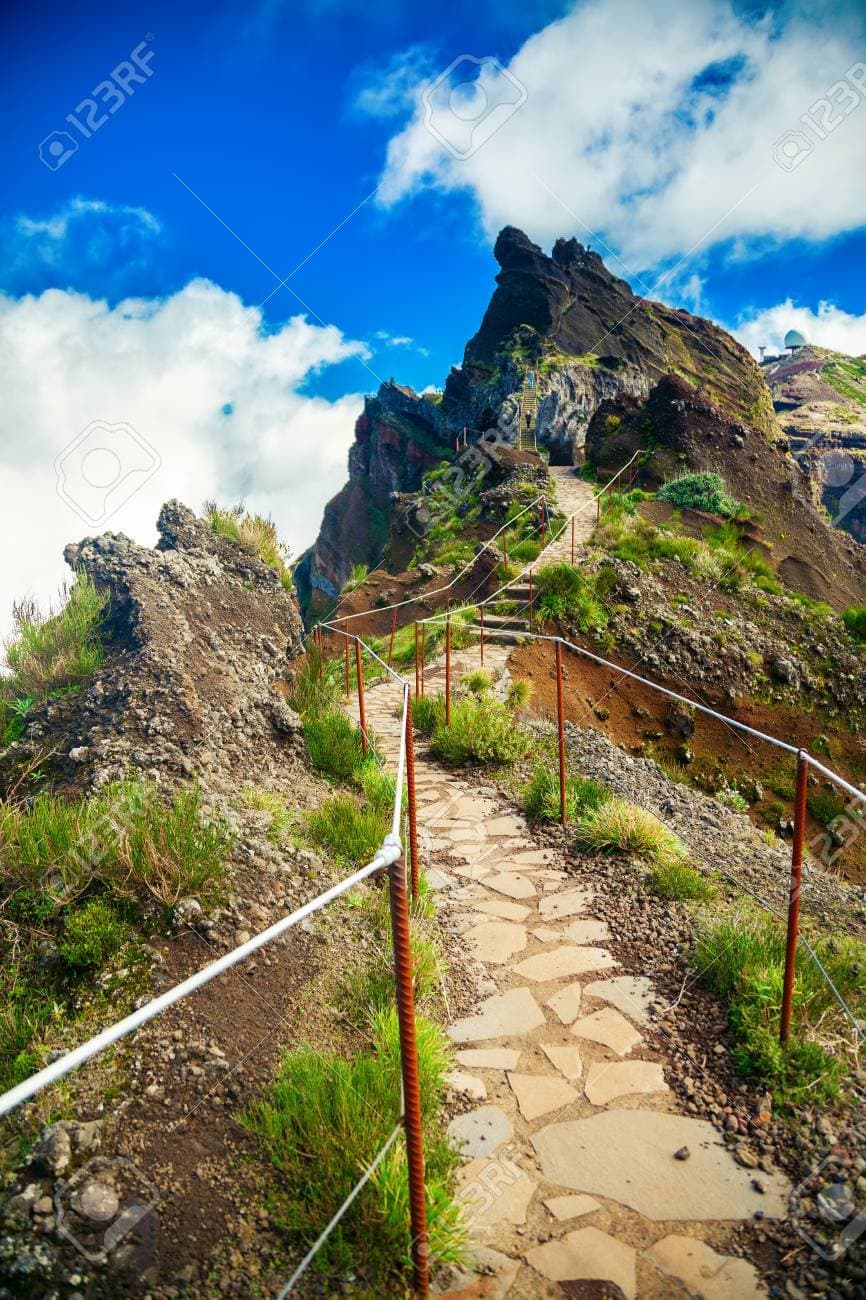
[542,466,598,564]
[345,643,790,1298]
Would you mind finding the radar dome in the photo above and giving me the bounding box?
[784,328,808,349]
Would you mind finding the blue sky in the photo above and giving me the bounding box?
[1,0,865,629]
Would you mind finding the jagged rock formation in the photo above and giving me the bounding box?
[299,227,781,612]
[0,502,305,797]
[762,346,866,543]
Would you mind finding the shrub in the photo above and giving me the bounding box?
[303,707,371,780]
[428,695,530,767]
[717,782,749,813]
[577,796,687,868]
[204,502,293,589]
[461,670,492,695]
[658,472,741,519]
[411,695,444,736]
[695,908,866,1106]
[306,789,391,866]
[524,766,611,823]
[842,606,866,643]
[534,564,609,632]
[243,1008,463,1281]
[509,538,542,563]
[59,898,130,968]
[646,861,717,901]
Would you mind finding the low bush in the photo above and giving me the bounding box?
[577,796,688,868]
[303,707,372,780]
[646,860,717,901]
[658,472,741,519]
[524,766,611,823]
[695,907,866,1106]
[534,564,609,632]
[306,790,391,867]
[58,898,131,968]
[204,502,293,589]
[240,787,294,843]
[428,694,530,767]
[842,606,866,643]
[285,644,342,717]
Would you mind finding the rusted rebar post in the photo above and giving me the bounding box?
[529,570,534,629]
[571,516,575,564]
[780,751,809,1045]
[479,605,484,666]
[596,493,601,525]
[414,622,420,699]
[355,637,367,755]
[555,639,567,826]
[541,500,547,547]
[344,620,350,697]
[405,696,420,899]
[629,460,634,490]
[420,623,426,697]
[386,850,430,1296]
[445,617,451,726]
[387,606,397,669]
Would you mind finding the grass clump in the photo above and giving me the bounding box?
[695,907,866,1106]
[58,898,131,968]
[577,796,688,868]
[658,471,741,519]
[240,787,294,843]
[646,860,717,901]
[524,766,611,823]
[303,707,373,781]
[305,758,399,867]
[842,606,866,643]
[243,1007,463,1283]
[534,564,609,632]
[424,693,531,767]
[204,502,293,590]
[285,643,343,717]
[1,574,107,744]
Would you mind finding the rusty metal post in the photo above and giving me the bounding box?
[445,617,451,726]
[629,460,634,490]
[414,622,420,699]
[479,605,484,666]
[387,851,430,1295]
[387,606,397,668]
[529,570,534,629]
[596,493,601,525]
[555,639,567,827]
[503,531,507,570]
[344,620,350,697]
[420,623,426,697]
[780,752,809,1045]
[541,500,547,547]
[405,696,420,899]
[355,637,368,755]
[571,516,575,564]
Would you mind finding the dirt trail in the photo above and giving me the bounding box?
[345,646,787,1299]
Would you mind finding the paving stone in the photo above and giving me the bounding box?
[546,982,583,1024]
[644,1234,765,1299]
[531,1109,791,1220]
[539,1041,584,1081]
[511,946,616,982]
[570,1008,642,1056]
[447,1105,513,1157]
[447,987,546,1043]
[446,1070,488,1101]
[538,888,595,919]
[525,1227,636,1299]
[511,849,552,865]
[465,921,528,964]
[543,1194,601,1222]
[507,1072,579,1122]
[583,976,656,1025]
[583,1060,668,1106]
[450,827,488,844]
[435,1245,520,1299]
[456,1048,522,1071]
[483,874,536,900]
[563,919,611,944]
[531,927,562,943]
[486,815,529,836]
[458,1155,536,1229]
[453,866,493,883]
[425,867,456,890]
[471,900,531,922]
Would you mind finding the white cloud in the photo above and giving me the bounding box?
[0,281,367,640]
[3,198,163,295]
[352,45,434,119]
[732,299,866,358]
[367,0,866,269]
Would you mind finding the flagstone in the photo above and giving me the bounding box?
[543,1194,601,1222]
[447,1105,512,1158]
[465,921,528,964]
[545,982,583,1024]
[486,815,529,836]
[447,987,546,1043]
[538,888,595,919]
[583,975,656,1025]
[425,867,455,890]
[570,1008,642,1056]
[511,946,616,982]
[563,919,611,944]
[507,1072,579,1122]
[525,1227,636,1299]
[512,849,552,865]
[483,873,536,900]
[539,1041,584,1081]
[531,927,562,943]
[435,1245,520,1300]
[471,899,531,922]
[458,1156,536,1229]
[456,1048,522,1071]
[531,1110,791,1220]
[453,866,493,883]
[644,1234,765,1299]
[583,1060,668,1106]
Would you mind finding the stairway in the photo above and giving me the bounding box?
[517,372,539,452]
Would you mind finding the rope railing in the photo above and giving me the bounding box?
[0,627,433,1297]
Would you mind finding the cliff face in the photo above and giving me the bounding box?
[298,227,785,615]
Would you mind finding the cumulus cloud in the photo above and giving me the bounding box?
[366,0,866,270]
[0,281,368,640]
[732,300,866,358]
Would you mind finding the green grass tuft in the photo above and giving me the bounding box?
[524,766,611,823]
[204,501,293,589]
[658,471,742,519]
[646,860,717,901]
[577,796,688,868]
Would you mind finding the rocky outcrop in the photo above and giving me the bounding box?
[0,501,305,796]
